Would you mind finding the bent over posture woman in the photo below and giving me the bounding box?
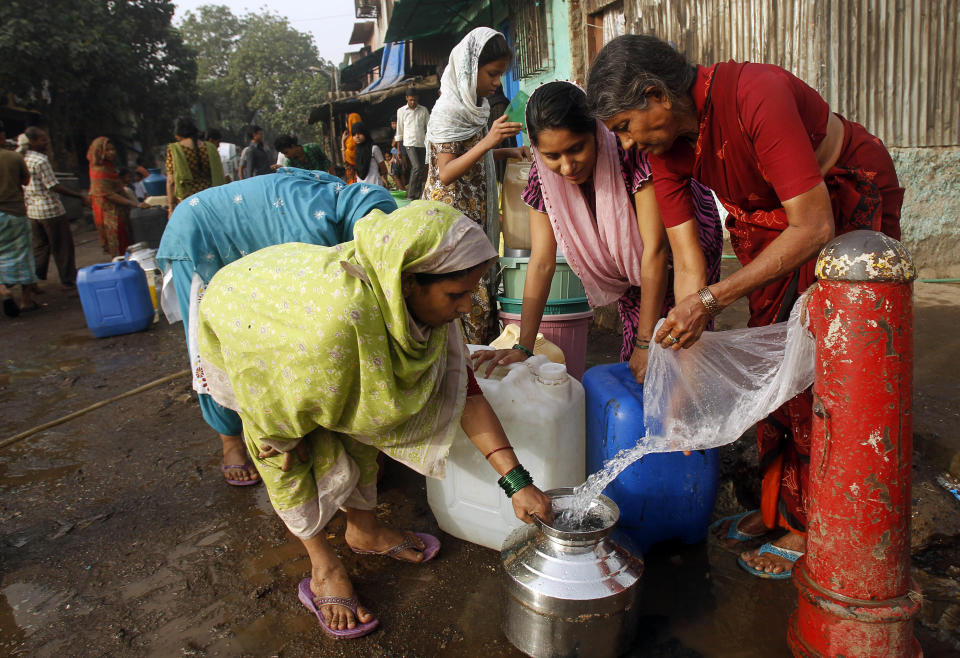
[157,169,396,488]
[473,81,722,382]
[587,35,903,579]
[196,202,553,638]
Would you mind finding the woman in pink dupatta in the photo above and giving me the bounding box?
[473,82,722,382]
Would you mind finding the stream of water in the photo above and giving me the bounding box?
[556,436,650,527]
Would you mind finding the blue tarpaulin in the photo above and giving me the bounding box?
[359,42,410,96]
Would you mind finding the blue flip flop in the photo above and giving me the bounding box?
[737,542,804,580]
[709,510,767,543]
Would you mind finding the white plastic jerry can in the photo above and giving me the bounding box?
[426,351,586,550]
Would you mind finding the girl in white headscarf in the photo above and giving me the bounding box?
[423,27,526,344]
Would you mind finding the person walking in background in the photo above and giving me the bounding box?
[394,89,429,199]
[165,116,224,216]
[0,120,37,316]
[273,135,333,174]
[350,122,386,187]
[22,127,87,290]
[423,27,527,344]
[87,136,148,257]
[239,125,271,179]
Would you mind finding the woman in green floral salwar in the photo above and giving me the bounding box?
[196,201,552,639]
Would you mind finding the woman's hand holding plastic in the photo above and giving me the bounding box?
[512,484,554,524]
[484,115,523,149]
[654,292,710,350]
[471,348,528,377]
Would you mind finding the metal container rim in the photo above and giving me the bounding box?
[535,487,620,542]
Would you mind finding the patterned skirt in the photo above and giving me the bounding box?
[0,211,38,285]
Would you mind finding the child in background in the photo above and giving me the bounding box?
[423,27,527,344]
[117,168,140,206]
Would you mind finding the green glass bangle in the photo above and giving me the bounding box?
[512,343,534,358]
[498,465,533,498]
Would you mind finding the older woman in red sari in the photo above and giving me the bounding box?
[87,137,148,256]
[587,35,903,579]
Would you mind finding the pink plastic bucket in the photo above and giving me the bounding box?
[498,309,594,381]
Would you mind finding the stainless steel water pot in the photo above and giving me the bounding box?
[500,488,644,658]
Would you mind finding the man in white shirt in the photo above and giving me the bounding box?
[393,89,429,199]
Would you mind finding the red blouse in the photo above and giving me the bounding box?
[651,62,830,228]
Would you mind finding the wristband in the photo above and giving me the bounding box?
[697,286,723,317]
[498,465,534,498]
[484,445,514,460]
[633,336,650,350]
[512,343,534,358]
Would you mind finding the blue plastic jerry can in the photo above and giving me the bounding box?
[584,362,720,554]
[77,261,154,338]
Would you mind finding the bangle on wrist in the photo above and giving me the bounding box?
[484,445,514,460]
[512,343,533,358]
[697,286,723,317]
[498,464,533,498]
[633,336,650,350]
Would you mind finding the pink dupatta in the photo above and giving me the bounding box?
[532,121,644,307]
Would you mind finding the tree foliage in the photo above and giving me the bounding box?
[0,0,196,168]
[179,5,330,143]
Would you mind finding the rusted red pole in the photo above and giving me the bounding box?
[788,230,922,657]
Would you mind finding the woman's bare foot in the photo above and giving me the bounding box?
[220,433,258,483]
[713,510,771,548]
[344,509,426,563]
[740,531,806,575]
[309,562,374,630]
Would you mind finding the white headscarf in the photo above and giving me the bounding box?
[425,26,506,274]
[425,27,501,147]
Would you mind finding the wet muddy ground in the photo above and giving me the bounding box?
[2,220,959,656]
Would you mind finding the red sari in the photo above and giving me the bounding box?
[87,137,130,257]
[650,62,904,534]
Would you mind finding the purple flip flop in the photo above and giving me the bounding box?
[220,462,260,486]
[297,578,379,640]
[350,531,441,563]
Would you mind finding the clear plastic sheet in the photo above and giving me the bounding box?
[642,290,816,453]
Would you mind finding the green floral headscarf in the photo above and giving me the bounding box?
[196,201,497,477]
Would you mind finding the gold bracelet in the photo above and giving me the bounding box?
[697,287,722,317]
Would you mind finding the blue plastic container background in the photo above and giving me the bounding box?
[77,261,155,338]
[142,168,167,197]
[584,362,720,554]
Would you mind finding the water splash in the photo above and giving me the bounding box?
[557,437,649,527]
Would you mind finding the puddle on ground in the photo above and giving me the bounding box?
[0,588,26,653]
[50,333,94,348]
[0,356,93,386]
[242,537,312,588]
[0,582,82,641]
[1,463,82,489]
[227,612,317,655]
[630,541,796,656]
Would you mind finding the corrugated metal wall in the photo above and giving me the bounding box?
[625,0,958,147]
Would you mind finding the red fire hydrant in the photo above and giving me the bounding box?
[788,230,922,656]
